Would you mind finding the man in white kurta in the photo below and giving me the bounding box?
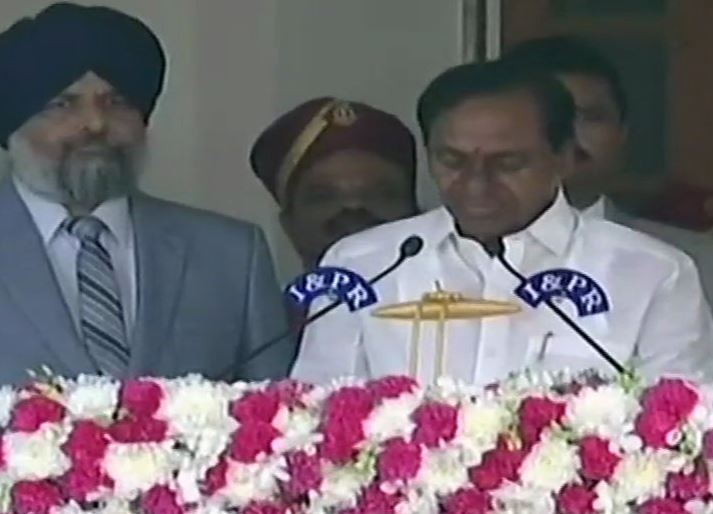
[291,59,713,385]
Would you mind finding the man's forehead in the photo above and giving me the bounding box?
[60,72,118,96]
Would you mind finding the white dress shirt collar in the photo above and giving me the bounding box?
[14,176,132,246]
[581,195,607,220]
[432,188,576,258]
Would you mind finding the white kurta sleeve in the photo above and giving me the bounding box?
[634,254,713,382]
[290,245,367,384]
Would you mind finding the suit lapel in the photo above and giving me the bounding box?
[0,179,93,373]
[128,195,187,376]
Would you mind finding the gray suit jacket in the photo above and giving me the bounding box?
[605,198,713,309]
[0,179,295,384]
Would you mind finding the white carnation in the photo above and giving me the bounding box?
[187,506,233,514]
[611,451,672,503]
[93,499,134,514]
[4,424,70,480]
[491,482,557,514]
[272,408,322,453]
[520,437,579,492]
[456,398,512,464]
[565,385,638,438]
[65,375,119,419]
[320,464,374,508]
[0,386,16,426]
[103,442,178,498]
[158,376,235,436]
[216,460,281,507]
[395,488,439,514]
[51,502,87,514]
[416,448,468,495]
[364,394,420,442]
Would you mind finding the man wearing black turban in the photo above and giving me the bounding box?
[0,3,295,383]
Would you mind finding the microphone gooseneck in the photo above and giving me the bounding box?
[244,235,425,363]
[488,238,627,375]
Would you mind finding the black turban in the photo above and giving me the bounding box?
[0,2,166,146]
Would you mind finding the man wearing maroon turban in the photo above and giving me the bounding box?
[251,98,419,270]
[0,3,295,383]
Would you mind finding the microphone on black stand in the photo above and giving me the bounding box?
[483,238,627,375]
[244,235,425,362]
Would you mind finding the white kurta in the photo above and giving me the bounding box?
[292,192,713,385]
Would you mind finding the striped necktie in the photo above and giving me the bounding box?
[64,216,130,377]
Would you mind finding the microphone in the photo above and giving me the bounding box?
[484,238,627,375]
[243,235,424,362]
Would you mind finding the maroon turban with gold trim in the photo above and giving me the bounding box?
[250,97,416,205]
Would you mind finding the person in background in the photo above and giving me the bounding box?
[291,59,713,385]
[250,97,419,270]
[505,35,713,306]
[0,3,295,383]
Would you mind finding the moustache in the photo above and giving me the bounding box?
[324,208,385,239]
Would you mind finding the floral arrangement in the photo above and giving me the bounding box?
[1,370,713,514]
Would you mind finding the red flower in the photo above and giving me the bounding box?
[232,390,280,424]
[412,402,458,448]
[268,380,313,409]
[202,457,228,495]
[10,396,65,432]
[556,484,596,514]
[354,484,401,514]
[120,380,163,418]
[62,464,112,502]
[666,471,709,501]
[243,501,289,514]
[469,443,526,490]
[140,485,184,514]
[518,396,566,447]
[638,498,687,514]
[63,420,109,466]
[642,379,698,422]
[320,387,375,464]
[444,487,491,514]
[635,410,678,449]
[579,436,620,481]
[0,436,5,469]
[703,430,713,459]
[109,416,168,443]
[11,480,64,514]
[367,376,418,401]
[284,450,322,498]
[377,438,422,483]
[230,421,280,463]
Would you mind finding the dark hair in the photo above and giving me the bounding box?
[417,59,575,151]
[504,35,627,121]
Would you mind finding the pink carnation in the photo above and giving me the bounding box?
[243,501,289,514]
[231,390,280,424]
[11,480,64,514]
[10,396,65,432]
[556,484,596,514]
[120,380,163,418]
[320,387,375,464]
[638,498,687,514]
[0,436,4,469]
[325,387,374,422]
[230,421,280,463]
[412,402,458,448]
[642,379,698,422]
[268,380,313,409]
[579,436,620,481]
[62,464,112,502]
[140,485,184,514]
[284,450,322,499]
[635,410,678,449]
[367,376,418,401]
[666,471,709,501]
[444,487,491,514]
[202,457,228,495]
[355,484,401,514]
[63,420,109,466]
[469,443,526,490]
[377,438,422,483]
[109,416,168,443]
[518,396,566,447]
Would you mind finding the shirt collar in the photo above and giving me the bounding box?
[581,195,607,219]
[14,176,132,246]
[434,188,577,257]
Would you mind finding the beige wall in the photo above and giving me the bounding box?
[0,0,462,280]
